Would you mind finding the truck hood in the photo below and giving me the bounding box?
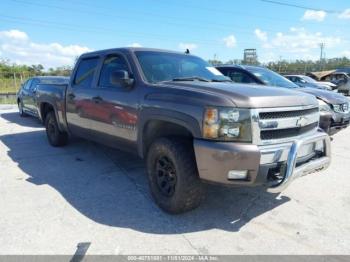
[297,87,348,105]
[160,81,317,108]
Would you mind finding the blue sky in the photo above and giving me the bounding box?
[0,0,350,69]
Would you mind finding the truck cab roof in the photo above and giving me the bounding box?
[80,47,191,58]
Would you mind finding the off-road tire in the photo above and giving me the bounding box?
[45,111,68,147]
[146,137,205,214]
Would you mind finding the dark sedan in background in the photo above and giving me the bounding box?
[17,76,69,117]
[216,65,350,135]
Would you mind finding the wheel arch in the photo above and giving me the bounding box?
[39,102,65,133]
[39,102,55,123]
[138,110,201,158]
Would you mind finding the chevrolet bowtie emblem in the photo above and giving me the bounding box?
[296,116,308,127]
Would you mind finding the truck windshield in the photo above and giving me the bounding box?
[135,51,229,83]
[246,66,299,89]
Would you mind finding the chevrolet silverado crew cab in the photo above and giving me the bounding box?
[35,48,331,213]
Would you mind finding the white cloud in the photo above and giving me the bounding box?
[178,42,198,51]
[302,10,327,22]
[342,50,350,57]
[256,27,341,54]
[0,29,29,42]
[222,35,237,48]
[0,29,91,69]
[339,9,350,19]
[128,43,142,48]
[254,29,268,42]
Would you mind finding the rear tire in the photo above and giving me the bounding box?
[146,137,205,214]
[18,101,26,117]
[45,111,68,147]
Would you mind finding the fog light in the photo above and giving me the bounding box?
[228,170,248,180]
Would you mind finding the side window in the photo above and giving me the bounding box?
[23,79,32,90]
[73,57,99,88]
[217,68,228,76]
[98,54,129,88]
[226,70,257,84]
[323,76,331,81]
[29,79,39,90]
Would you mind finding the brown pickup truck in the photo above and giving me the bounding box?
[33,48,331,213]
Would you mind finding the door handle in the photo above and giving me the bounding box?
[92,96,103,104]
[68,93,76,100]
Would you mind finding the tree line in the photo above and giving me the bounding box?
[1,56,350,78]
[0,59,72,77]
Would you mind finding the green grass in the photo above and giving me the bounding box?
[0,78,20,94]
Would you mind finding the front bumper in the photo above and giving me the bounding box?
[193,130,331,193]
[320,111,350,135]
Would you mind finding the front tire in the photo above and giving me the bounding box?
[18,101,26,117]
[45,111,68,147]
[146,137,205,214]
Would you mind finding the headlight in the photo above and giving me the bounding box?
[332,102,349,113]
[333,104,341,113]
[203,107,252,142]
[318,99,331,112]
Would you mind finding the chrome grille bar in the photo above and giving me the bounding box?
[259,112,319,130]
[251,105,320,145]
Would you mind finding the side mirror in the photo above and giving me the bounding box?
[110,70,134,89]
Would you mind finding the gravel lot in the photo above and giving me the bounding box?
[1,104,350,255]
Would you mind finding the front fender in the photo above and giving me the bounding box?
[137,108,202,157]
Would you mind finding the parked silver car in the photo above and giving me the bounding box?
[285,75,332,90]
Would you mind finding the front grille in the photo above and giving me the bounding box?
[253,106,320,144]
[259,107,319,119]
[261,122,318,140]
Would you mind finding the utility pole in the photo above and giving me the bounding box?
[319,43,325,70]
[213,54,218,65]
[278,56,282,73]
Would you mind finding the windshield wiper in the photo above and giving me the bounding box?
[210,79,233,82]
[172,76,210,82]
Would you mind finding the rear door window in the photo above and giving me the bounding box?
[73,57,99,88]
